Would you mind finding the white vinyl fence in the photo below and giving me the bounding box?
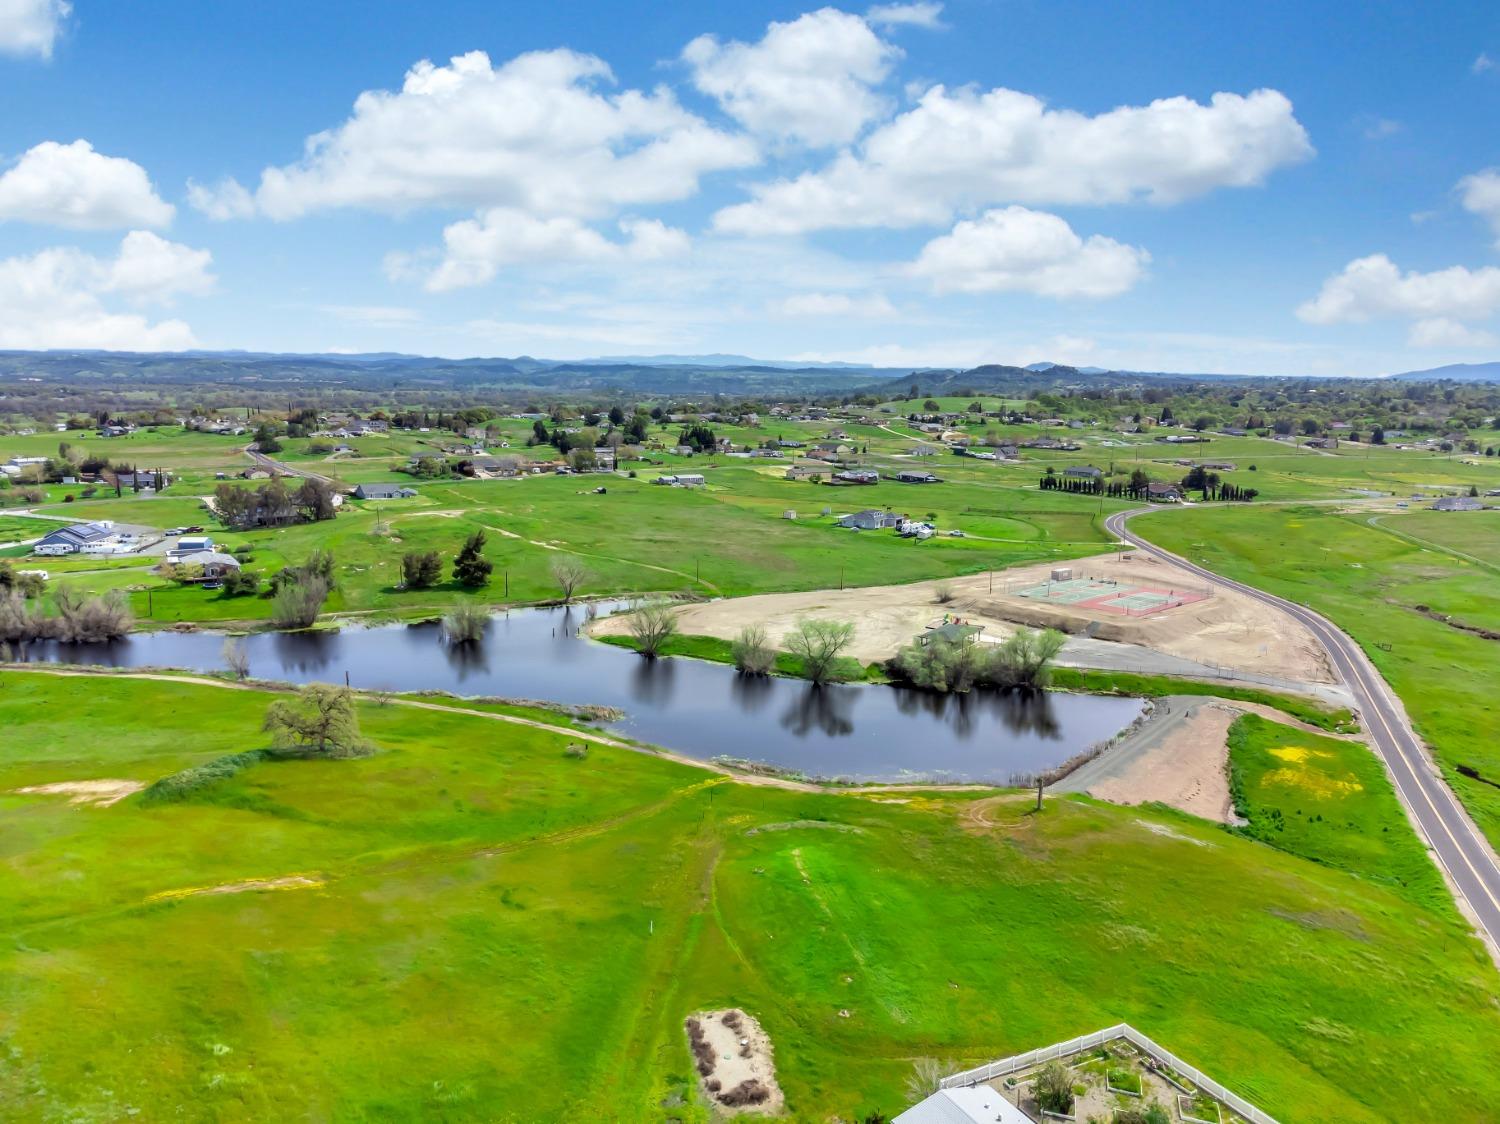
[939,1023,1279,1124]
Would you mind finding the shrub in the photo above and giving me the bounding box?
[52,587,133,642]
[271,575,329,628]
[141,750,268,804]
[627,600,678,658]
[906,1058,944,1104]
[0,590,49,644]
[443,602,489,644]
[786,618,855,684]
[401,550,443,590]
[731,625,775,675]
[563,743,588,759]
[220,569,261,597]
[718,1080,769,1107]
[1034,1062,1073,1115]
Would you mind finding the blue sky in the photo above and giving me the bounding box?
[2,0,1498,374]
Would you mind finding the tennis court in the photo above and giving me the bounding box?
[1013,576,1211,617]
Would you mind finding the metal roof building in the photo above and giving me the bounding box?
[895,1087,1032,1124]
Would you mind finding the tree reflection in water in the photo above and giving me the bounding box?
[781,684,855,737]
[890,684,1060,739]
[729,671,775,712]
[271,629,334,674]
[630,655,676,707]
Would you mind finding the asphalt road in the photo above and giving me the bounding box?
[1106,508,1500,956]
[242,445,332,483]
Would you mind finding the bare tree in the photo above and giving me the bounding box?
[222,637,250,680]
[551,556,591,604]
[786,618,855,684]
[271,575,329,629]
[627,600,679,658]
[730,625,775,675]
[262,683,371,758]
[52,587,133,642]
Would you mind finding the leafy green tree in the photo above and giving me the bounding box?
[787,619,855,684]
[263,684,371,758]
[252,424,282,453]
[401,550,443,589]
[452,531,493,588]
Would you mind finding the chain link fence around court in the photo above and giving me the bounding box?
[993,573,1216,618]
[939,1022,1280,1124]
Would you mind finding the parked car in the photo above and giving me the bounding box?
[948,529,966,537]
[183,525,204,533]
[201,580,223,590]
[164,527,183,536]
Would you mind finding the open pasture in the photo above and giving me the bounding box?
[0,671,1496,1121]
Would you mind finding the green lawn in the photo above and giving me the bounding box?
[1138,503,1500,850]
[0,672,1496,1121]
[1227,714,1450,910]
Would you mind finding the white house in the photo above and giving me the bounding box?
[895,1087,1032,1124]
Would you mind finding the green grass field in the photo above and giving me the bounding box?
[1139,504,1500,851]
[1,672,1496,1121]
[1227,714,1450,909]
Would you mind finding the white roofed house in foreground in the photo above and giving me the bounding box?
[896,1086,1032,1124]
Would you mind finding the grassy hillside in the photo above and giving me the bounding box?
[1,671,1495,1121]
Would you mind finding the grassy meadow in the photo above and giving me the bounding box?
[1,671,1497,1121]
[1139,503,1500,849]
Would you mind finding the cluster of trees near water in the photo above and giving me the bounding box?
[0,581,133,647]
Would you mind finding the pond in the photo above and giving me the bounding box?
[14,604,1144,784]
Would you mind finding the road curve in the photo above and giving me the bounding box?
[242,444,333,484]
[1106,508,1500,958]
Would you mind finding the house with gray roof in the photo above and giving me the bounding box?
[353,483,417,500]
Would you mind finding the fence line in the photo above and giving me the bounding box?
[938,1022,1280,1124]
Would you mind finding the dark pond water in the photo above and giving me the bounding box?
[15,604,1143,783]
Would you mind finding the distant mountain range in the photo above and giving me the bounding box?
[1385,361,1500,382]
[1,349,1498,397]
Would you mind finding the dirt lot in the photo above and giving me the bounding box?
[1087,702,1240,823]
[686,1009,783,1115]
[591,551,1333,683]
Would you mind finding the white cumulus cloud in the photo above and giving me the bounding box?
[714,86,1312,235]
[908,206,1148,298]
[1459,168,1500,246]
[683,8,900,146]
[1297,254,1500,324]
[1408,317,1499,349]
[422,209,690,291]
[0,231,212,350]
[0,0,69,59]
[0,140,174,229]
[197,49,755,222]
